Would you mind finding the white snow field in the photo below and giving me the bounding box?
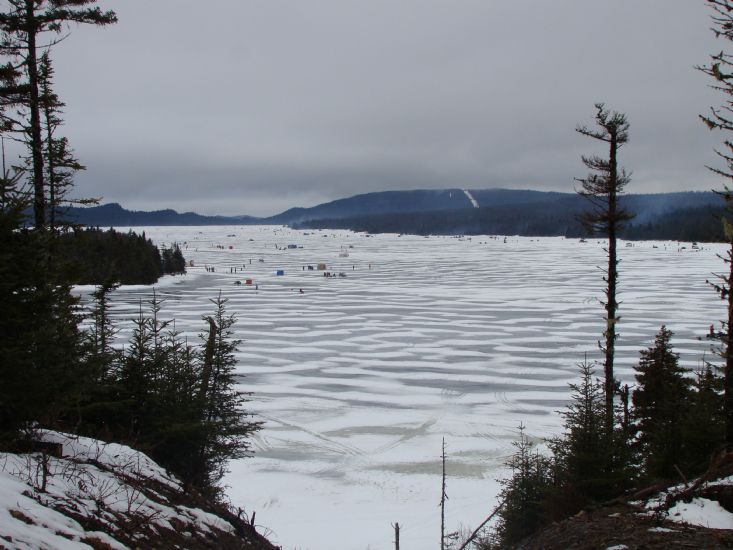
[75,226,727,550]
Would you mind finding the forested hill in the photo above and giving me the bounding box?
[264,188,475,224]
[63,190,719,236]
[61,202,259,226]
[295,192,727,242]
[64,189,476,226]
[266,189,718,225]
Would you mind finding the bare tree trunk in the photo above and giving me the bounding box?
[456,498,505,550]
[200,316,217,403]
[44,98,55,232]
[440,438,446,550]
[392,522,400,550]
[604,134,619,432]
[25,0,45,230]
[726,240,733,446]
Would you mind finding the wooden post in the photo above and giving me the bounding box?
[392,522,400,550]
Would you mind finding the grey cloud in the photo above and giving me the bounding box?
[28,0,728,216]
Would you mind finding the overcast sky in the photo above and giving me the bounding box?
[28,0,726,216]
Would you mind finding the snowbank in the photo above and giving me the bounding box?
[0,431,251,549]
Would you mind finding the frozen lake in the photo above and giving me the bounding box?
[78,226,727,550]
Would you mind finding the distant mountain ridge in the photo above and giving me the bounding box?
[62,201,259,226]
[62,189,720,239]
[264,188,474,224]
[293,190,724,241]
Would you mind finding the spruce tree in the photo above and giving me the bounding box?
[146,322,207,486]
[85,282,120,378]
[0,168,40,440]
[631,326,692,481]
[161,244,186,275]
[0,165,86,440]
[118,300,155,439]
[103,294,260,493]
[683,362,725,473]
[0,1,115,444]
[38,51,87,231]
[170,244,186,274]
[494,425,554,548]
[193,294,262,492]
[576,104,634,432]
[75,282,126,439]
[5,238,85,433]
[548,360,622,510]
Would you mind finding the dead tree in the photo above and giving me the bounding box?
[456,498,505,550]
[199,316,218,401]
[392,522,400,550]
[440,438,447,550]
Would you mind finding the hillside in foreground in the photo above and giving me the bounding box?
[505,454,733,550]
[0,431,277,550]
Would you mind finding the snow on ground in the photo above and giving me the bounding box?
[39,430,180,490]
[666,498,733,529]
[73,227,726,550]
[0,467,122,550]
[641,473,733,531]
[0,431,234,550]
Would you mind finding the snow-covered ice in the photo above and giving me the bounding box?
[73,227,727,550]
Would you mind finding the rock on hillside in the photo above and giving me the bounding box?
[0,431,278,550]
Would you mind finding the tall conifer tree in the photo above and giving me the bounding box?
[576,104,634,431]
[700,0,733,448]
[38,51,86,231]
[0,0,115,442]
[0,0,116,229]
